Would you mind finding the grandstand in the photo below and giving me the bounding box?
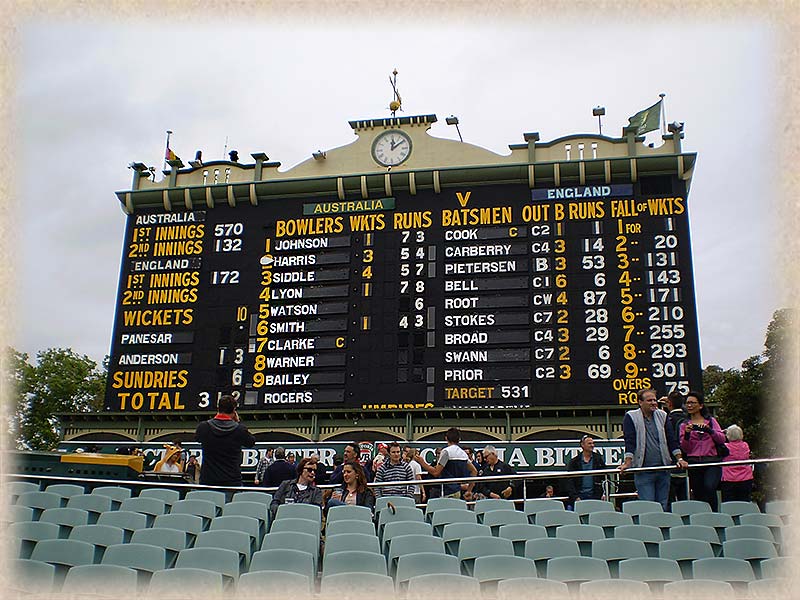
[4,464,795,597]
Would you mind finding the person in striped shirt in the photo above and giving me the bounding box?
[374,442,414,497]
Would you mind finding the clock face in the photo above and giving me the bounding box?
[372,130,412,167]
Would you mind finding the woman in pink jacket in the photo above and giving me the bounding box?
[720,424,753,502]
[679,391,727,511]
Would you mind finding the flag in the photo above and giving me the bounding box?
[165,148,178,161]
[627,100,662,135]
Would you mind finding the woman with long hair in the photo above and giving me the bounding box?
[679,390,727,510]
[326,460,375,512]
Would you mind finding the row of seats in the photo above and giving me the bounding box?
[8,482,793,527]
[10,552,791,598]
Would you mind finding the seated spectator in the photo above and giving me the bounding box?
[270,457,324,520]
[326,461,375,512]
[565,435,607,507]
[474,445,518,500]
[154,444,184,474]
[720,424,754,502]
[540,485,555,498]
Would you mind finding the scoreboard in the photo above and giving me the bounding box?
[105,178,702,412]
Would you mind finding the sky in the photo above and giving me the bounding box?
[5,6,787,372]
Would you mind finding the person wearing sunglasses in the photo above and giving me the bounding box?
[269,456,324,520]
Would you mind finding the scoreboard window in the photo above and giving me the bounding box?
[105,179,701,412]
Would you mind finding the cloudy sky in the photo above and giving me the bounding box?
[6,5,789,372]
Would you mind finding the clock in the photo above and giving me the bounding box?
[371,130,412,167]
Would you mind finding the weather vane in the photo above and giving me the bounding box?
[388,69,402,116]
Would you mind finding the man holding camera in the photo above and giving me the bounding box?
[195,395,255,486]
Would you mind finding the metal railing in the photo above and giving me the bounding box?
[6,456,796,508]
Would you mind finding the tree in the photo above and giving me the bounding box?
[5,347,107,451]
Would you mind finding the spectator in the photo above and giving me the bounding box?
[270,457,324,520]
[474,445,517,500]
[540,485,555,498]
[415,428,477,499]
[679,390,727,511]
[473,450,485,476]
[287,452,296,465]
[154,444,184,474]
[665,391,689,504]
[372,443,389,473]
[265,447,296,487]
[404,445,425,504]
[326,461,375,512]
[253,448,274,486]
[330,443,373,484]
[374,442,414,498]
[619,388,688,510]
[195,395,255,486]
[309,453,329,485]
[183,454,201,484]
[720,424,754,502]
[565,435,607,507]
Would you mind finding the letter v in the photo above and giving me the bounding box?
[455,191,472,207]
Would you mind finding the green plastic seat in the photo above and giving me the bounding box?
[748,578,792,599]
[8,558,57,594]
[250,548,315,579]
[153,513,204,546]
[591,537,648,577]
[327,519,377,537]
[664,579,734,596]
[96,510,148,542]
[483,509,528,536]
[377,506,425,540]
[381,520,433,554]
[320,572,394,597]
[9,521,61,558]
[238,570,313,599]
[175,547,241,587]
[587,510,634,537]
[30,538,96,584]
[721,538,778,578]
[323,532,380,556]
[473,554,538,597]
[231,490,273,505]
[322,549,387,576]
[739,513,784,545]
[441,522,491,555]
[497,577,568,599]
[424,497,467,521]
[270,517,320,541]
[457,535,514,576]
[375,495,416,513]
[274,502,322,524]
[388,534,445,576]
[431,508,477,537]
[473,498,515,523]
[260,531,319,571]
[573,499,615,523]
[618,557,683,594]
[691,557,755,592]
[719,501,761,524]
[130,527,188,567]
[533,509,580,535]
[554,523,604,556]
[614,524,664,557]
[546,555,610,591]
[621,500,664,523]
[62,564,139,595]
[66,494,113,523]
[68,524,125,563]
[659,538,714,578]
[327,504,374,523]
[639,511,683,537]
[44,483,87,504]
[760,556,790,579]
[101,542,168,586]
[670,500,711,524]
[497,523,548,557]
[689,512,735,541]
[194,529,252,570]
[395,552,460,593]
[170,499,217,529]
[139,487,181,508]
[524,537,580,578]
[39,507,90,538]
[523,498,565,524]
[147,567,224,596]
[669,524,722,556]
[407,572,480,599]
[580,578,653,599]
[90,486,132,509]
[222,501,268,539]
[210,515,261,555]
[15,491,62,519]
[120,496,168,526]
[185,489,227,514]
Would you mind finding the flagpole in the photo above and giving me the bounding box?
[163,130,173,172]
[659,94,666,136]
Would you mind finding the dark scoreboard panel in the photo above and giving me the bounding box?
[105,179,702,412]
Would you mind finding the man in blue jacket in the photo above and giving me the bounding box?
[619,388,688,510]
